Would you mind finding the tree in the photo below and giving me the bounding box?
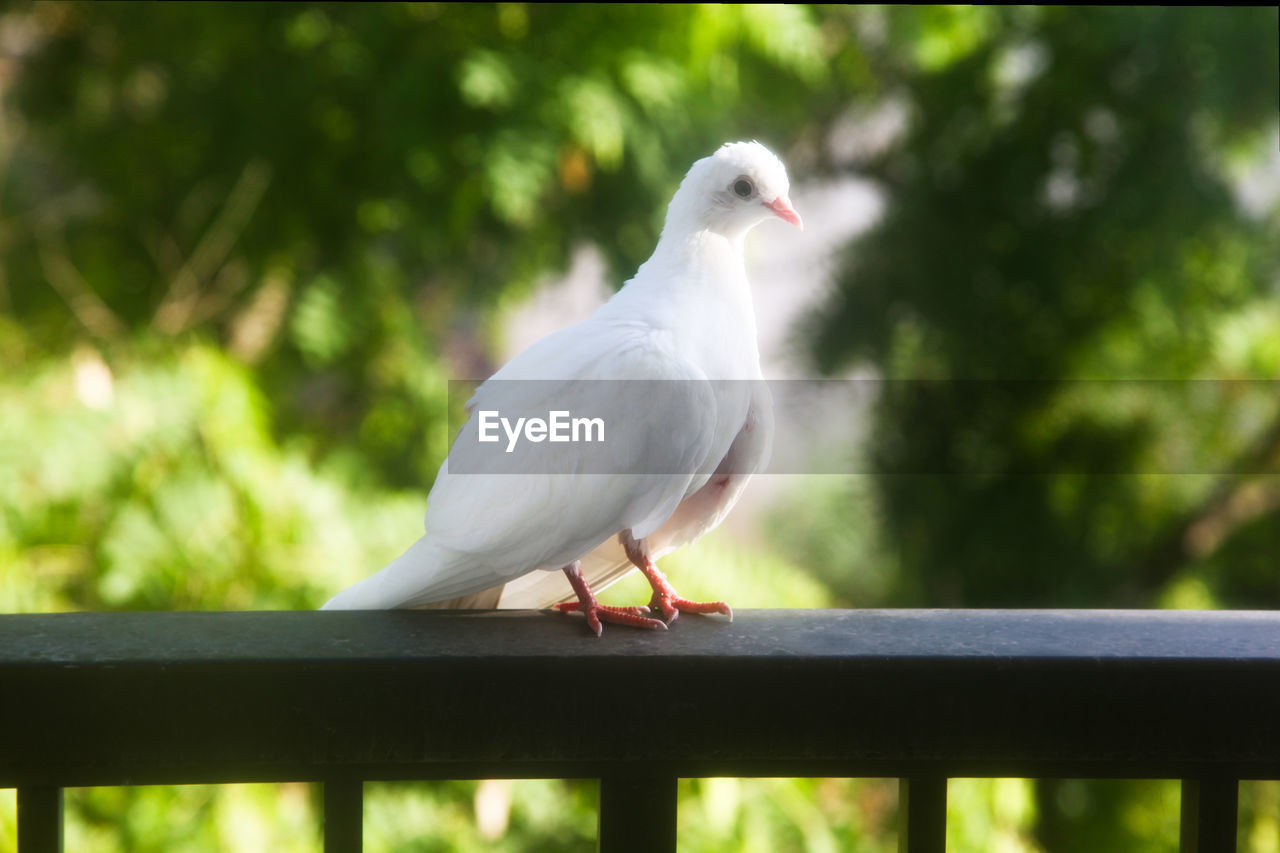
[802,6,1279,849]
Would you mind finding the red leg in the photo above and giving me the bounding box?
[555,561,667,637]
[620,532,733,625]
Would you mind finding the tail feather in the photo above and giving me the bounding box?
[322,534,642,612]
[427,586,505,610]
[322,536,482,610]
[494,538,635,609]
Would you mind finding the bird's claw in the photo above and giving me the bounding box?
[555,601,666,636]
[649,593,734,624]
[554,602,649,616]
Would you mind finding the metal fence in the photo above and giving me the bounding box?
[3,609,1278,852]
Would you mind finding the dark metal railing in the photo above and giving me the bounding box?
[3,609,1279,852]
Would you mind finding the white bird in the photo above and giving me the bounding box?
[322,141,802,635]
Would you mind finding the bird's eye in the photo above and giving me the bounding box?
[731,177,755,199]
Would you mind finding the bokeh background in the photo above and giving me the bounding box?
[1,4,1278,851]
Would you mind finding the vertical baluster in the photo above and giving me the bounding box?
[899,776,946,853]
[324,779,363,853]
[17,787,63,853]
[598,776,677,853]
[1181,777,1238,853]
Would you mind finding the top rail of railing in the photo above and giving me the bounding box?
[1,608,1278,788]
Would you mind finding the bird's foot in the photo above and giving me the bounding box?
[554,601,667,637]
[618,532,734,626]
[648,591,734,625]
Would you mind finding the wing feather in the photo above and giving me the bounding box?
[331,320,722,609]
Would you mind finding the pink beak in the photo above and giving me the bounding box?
[766,195,803,230]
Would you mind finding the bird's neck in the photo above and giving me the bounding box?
[614,227,760,359]
[648,228,747,283]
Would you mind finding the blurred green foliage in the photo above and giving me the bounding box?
[1,3,1277,852]
[2,1,859,488]
[804,5,1280,609]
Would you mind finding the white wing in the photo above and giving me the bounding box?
[323,319,723,609]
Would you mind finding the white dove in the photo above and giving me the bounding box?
[322,141,801,635]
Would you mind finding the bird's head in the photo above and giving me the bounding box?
[667,141,802,240]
